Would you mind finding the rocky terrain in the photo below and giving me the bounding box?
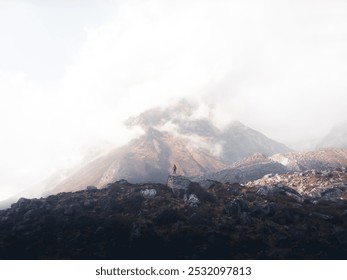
[247,167,347,200]
[270,148,347,171]
[48,127,227,194]
[1,171,347,260]
[194,148,347,184]
[192,153,289,184]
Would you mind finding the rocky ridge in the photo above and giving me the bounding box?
[193,148,347,184]
[246,167,347,201]
[1,170,347,259]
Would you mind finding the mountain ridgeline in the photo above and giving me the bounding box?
[47,103,291,194]
[193,148,347,184]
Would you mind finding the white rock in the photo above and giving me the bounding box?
[140,189,157,198]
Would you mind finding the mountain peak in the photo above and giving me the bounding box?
[145,127,164,139]
[41,101,292,194]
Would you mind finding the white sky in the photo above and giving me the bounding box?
[0,0,347,200]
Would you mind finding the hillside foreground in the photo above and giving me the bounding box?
[1,169,347,259]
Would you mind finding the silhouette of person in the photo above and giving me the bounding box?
[172,164,177,175]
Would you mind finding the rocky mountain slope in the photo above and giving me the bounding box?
[192,153,288,184]
[49,127,227,194]
[1,172,347,260]
[270,148,347,171]
[194,148,347,184]
[127,101,291,165]
[45,101,291,195]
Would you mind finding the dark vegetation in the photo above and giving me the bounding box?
[0,175,347,260]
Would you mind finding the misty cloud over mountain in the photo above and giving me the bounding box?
[43,101,291,195]
[1,0,347,205]
[126,100,291,163]
[318,122,347,149]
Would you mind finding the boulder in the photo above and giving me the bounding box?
[167,175,193,197]
[184,194,200,208]
[140,189,157,198]
[256,186,279,196]
[256,185,303,202]
[309,186,343,199]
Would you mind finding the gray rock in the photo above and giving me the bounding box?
[311,212,334,221]
[256,185,302,202]
[86,186,97,191]
[256,186,278,196]
[322,170,333,178]
[167,175,193,197]
[184,194,200,208]
[115,179,129,186]
[309,186,343,199]
[140,189,157,198]
[285,191,304,203]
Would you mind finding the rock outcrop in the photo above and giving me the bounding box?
[167,175,194,197]
[193,148,347,184]
[246,167,347,201]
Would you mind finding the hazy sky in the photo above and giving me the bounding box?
[1,0,347,200]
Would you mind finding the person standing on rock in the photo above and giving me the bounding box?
[172,164,177,175]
